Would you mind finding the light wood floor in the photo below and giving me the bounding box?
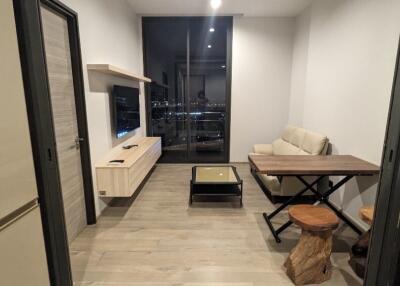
[71,163,363,286]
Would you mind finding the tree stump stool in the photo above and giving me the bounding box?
[359,206,374,225]
[284,205,339,285]
[349,206,374,278]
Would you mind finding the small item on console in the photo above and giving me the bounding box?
[108,159,124,164]
[122,144,138,150]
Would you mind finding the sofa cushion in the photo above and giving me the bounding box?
[258,174,281,194]
[302,130,328,155]
[281,125,297,143]
[272,138,300,155]
[279,125,327,155]
[291,127,306,148]
[253,144,273,155]
[298,149,310,155]
[281,125,306,149]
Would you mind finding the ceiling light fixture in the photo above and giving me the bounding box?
[210,0,221,10]
[207,45,212,48]
[221,65,226,68]
[209,27,215,32]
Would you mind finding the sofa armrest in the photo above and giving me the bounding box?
[253,144,273,155]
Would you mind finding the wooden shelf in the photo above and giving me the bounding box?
[87,64,151,83]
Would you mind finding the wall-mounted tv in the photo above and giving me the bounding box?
[112,85,140,139]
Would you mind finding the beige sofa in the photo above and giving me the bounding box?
[250,125,329,203]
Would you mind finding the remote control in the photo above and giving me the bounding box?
[109,159,124,163]
[122,144,138,150]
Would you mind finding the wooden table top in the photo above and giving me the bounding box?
[248,155,380,176]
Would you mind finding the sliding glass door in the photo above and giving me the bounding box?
[143,17,232,163]
[143,18,188,162]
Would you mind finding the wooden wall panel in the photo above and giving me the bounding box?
[41,6,87,243]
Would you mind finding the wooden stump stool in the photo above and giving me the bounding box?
[284,205,339,285]
[359,206,374,225]
[349,206,374,278]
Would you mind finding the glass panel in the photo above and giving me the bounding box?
[144,18,188,162]
[143,17,231,163]
[189,18,228,162]
[195,166,238,183]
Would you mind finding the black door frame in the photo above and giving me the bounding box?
[142,16,233,163]
[13,0,95,285]
[365,37,400,286]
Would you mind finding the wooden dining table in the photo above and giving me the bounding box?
[248,155,380,243]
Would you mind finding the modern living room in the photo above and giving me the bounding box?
[1,0,400,285]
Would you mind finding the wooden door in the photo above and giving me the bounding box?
[41,6,87,243]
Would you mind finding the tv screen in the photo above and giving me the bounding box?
[112,85,140,139]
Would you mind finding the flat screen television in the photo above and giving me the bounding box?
[112,85,140,139]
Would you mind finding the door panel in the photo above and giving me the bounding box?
[0,207,50,286]
[0,0,39,220]
[41,6,86,243]
[188,19,228,162]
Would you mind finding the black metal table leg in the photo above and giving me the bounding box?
[297,175,362,234]
[323,199,362,235]
[189,180,193,205]
[262,176,324,243]
[239,181,243,207]
[266,176,324,218]
[263,212,281,243]
[263,174,362,243]
[275,220,294,236]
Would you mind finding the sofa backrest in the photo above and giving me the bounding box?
[272,125,328,155]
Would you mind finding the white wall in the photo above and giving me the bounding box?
[231,17,295,162]
[62,0,144,215]
[289,0,400,229]
[288,7,311,126]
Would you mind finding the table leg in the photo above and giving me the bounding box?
[189,180,193,205]
[324,200,362,235]
[263,175,362,243]
[262,176,325,243]
[240,181,243,207]
[297,175,362,235]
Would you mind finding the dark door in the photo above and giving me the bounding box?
[143,17,232,163]
[365,38,400,286]
[13,0,96,285]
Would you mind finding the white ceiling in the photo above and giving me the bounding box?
[127,0,313,17]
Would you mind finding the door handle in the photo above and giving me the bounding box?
[70,137,84,150]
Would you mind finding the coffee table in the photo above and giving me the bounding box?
[189,166,243,207]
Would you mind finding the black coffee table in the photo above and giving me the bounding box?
[189,166,243,207]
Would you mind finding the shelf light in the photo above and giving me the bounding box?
[210,0,222,10]
[208,45,212,48]
[209,27,215,32]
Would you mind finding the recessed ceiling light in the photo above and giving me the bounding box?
[207,45,212,48]
[210,0,221,10]
[209,27,215,32]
